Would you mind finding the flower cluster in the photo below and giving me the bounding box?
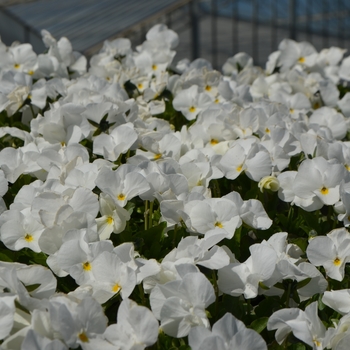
[1,23,350,349]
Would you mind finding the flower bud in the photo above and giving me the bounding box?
[258,175,280,193]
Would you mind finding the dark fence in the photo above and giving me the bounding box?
[122,0,350,69]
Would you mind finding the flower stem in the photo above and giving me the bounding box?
[144,200,149,230]
[148,200,154,229]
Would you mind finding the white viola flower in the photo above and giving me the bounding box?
[0,169,8,198]
[338,92,350,117]
[185,197,241,238]
[146,24,179,50]
[309,107,347,140]
[179,161,213,194]
[218,243,278,299]
[103,298,159,350]
[277,171,323,211]
[223,191,272,230]
[93,122,138,161]
[1,209,44,253]
[271,91,311,120]
[56,230,114,285]
[3,43,38,74]
[63,161,100,190]
[150,269,215,337]
[231,107,260,139]
[173,85,213,120]
[322,290,350,315]
[318,79,340,108]
[0,293,17,341]
[29,185,99,229]
[267,302,326,349]
[96,193,131,240]
[317,47,345,70]
[307,228,350,281]
[137,160,188,202]
[136,132,182,161]
[0,147,28,183]
[0,71,31,116]
[0,262,56,313]
[293,157,347,208]
[277,38,317,72]
[335,181,350,227]
[339,55,350,82]
[189,313,267,350]
[30,102,91,146]
[49,295,107,348]
[21,329,68,350]
[40,30,87,77]
[324,313,350,349]
[222,52,253,76]
[219,139,272,182]
[95,165,150,207]
[162,232,230,270]
[90,251,136,303]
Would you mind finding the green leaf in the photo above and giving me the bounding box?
[134,222,167,259]
[255,297,281,318]
[296,278,312,289]
[288,344,306,350]
[0,251,14,262]
[23,283,40,293]
[250,317,268,334]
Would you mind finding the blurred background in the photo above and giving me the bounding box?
[0,0,350,68]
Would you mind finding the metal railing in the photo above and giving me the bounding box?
[115,0,350,69]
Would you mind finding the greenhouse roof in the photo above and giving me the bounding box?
[0,0,185,54]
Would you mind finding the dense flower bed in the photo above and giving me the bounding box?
[1,24,350,349]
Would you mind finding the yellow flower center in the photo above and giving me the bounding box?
[265,127,270,133]
[82,262,91,271]
[289,108,294,114]
[14,63,20,69]
[112,283,121,292]
[106,76,111,81]
[152,64,157,70]
[345,164,350,171]
[138,83,143,89]
[313,339,321,347]
[236,165,243,172]
[313,102,321,109]
[154,153,162,160]
[320,187,329,195]
[78,332,89,343]
[107,216,113,225]
[298,57,305,63]
[205,85,211,91]
[334,257,341,266]
[214,98,219,104]
[215,221,223,228]
[24,234,33,242]
[28,70,34,75]
[189,106,196,113]
[118,193,126,201]
[210,139,218,145]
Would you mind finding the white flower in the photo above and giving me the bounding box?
[189,313,267,350]
[150,268,215,337]
[307,228,350,281]
[267,302,326,349]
